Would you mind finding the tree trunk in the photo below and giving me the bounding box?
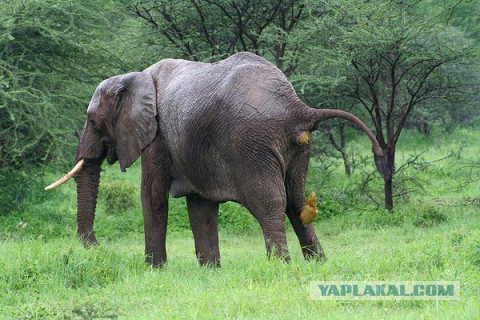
[384,176,393,211]
[328,122,351,177]
[75,160,101,246]
[375,146,395,211]
[338,122,351,176]
[342,151,352,177]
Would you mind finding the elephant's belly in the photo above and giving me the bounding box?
[170,176,195,198]
[169,172,239,203]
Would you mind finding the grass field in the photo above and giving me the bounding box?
[1,128,479,319]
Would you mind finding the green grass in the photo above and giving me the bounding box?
[1,214,479,319]
[1,127,479,319]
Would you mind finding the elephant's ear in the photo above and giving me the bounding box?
[112,72,157,172]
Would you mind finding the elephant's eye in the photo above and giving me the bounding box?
[89,119,96,127]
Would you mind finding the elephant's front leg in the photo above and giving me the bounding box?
[186,195,220,267]
[141,142,170,267]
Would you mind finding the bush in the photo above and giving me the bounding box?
[316,191,347,220]
[335,203,448,230]
[464,230,480,267]
[410,204,447,228]
[356,208,403,228]
[0,168,47,215]
[218,202,257,231]
[166,199,258,233]
[167,198,191,232]
[100,182,138,214]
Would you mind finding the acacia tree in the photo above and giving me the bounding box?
[0,0,131,170]
[296,0,475,210]
[129,0,306,72]
[0,0,137,213]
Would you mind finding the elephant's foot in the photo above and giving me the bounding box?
[197,251,221,267]
[268,250,291,263]
[300,192,318,225]
[264,236,290,263]
[79,231,100,248]
[302,244,326,261]
[145,252,167,268]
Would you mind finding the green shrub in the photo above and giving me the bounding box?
[316,191,352,220]
[411,204,447,228]
[219,202,257,231]
[464,230,480,267]
[0,168,47,215]
[166,198,191,232]
[357,208,403,228]
[451,229,468,246]
[167,199,258,233]
[336,203,448,230]
[100,182,138,214]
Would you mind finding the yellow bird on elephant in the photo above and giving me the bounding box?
[300,192,318,225]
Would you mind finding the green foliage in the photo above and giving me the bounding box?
[129,0,307,71]
[1,205,479,319]
[316,190,348,220]
[100,182,138,214]
[353,208,405,229]
[464,230,480,267]
[165,198,191,232]
[219,202,257,231]
[0,168,47,215]
[0,0,145,175]
[320,203,448,231]
[444,0,480,43]
[160,199,259,233]
[411,204,448,228]
[292,0,479,210]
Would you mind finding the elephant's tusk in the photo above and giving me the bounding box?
[44,159,85,190]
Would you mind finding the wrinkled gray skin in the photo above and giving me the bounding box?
[75,52,383,266]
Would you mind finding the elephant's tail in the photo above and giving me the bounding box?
[310,108,384,157]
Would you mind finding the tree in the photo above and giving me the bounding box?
[0,0,135,170]
[294,0,476,210]
[129,0,306,72]
[327,121,352,176]
[446,0,480,44]
[0,0,137,213]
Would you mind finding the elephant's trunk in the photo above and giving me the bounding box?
[311,108,384,157]
[75,159,101,246]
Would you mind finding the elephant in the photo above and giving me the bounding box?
[46,52,383,267]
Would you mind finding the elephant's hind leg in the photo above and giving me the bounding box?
[285,154,325,260]
[286,205,325,260]
[257,210,290,262]
[186,195,221,267]
[243,184,290,262]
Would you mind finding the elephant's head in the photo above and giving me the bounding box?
[46,72,158,245]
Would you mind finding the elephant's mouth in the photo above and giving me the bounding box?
[105,140,118,164]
